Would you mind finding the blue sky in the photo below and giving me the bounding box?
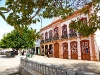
[0,0,53,39]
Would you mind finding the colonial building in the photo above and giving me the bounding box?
[40,8,99,61]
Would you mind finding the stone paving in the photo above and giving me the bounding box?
[0,55,20,72]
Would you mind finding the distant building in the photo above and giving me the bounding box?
[32,39,40,55]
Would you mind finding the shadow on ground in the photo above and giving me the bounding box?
[0,67,19,75]
[0,55,15,58]
[61,63,100,74]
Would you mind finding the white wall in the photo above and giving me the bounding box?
[35,39,40,47]
[94,29,100,60]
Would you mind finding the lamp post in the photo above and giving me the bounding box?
[38,15,42,29]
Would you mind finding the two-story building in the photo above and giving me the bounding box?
[40,7,99,61]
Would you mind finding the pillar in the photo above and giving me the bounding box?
[77,38,81,60]
[68,40,71,59]
[59,41,63,58]
[90,35,97,61]
[52,43,55,57]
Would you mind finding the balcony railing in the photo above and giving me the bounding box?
[53,36,59,40]
[40,40,44,44]
[69,33,77,38]
[61,34,68,39]
[45,38,53,42]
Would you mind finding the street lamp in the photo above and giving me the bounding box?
[38,15,42,29]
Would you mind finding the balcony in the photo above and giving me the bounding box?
[40,40,44,44]
[53,36,59,40]
[61,34,68,39]
[69,33,77,38]
[45,38,53,42]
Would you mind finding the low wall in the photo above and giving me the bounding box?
[19,57,100,75]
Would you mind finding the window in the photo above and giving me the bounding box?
[80,17,87,24]
[62,25,67,35]
[45,32,48,39]
[54,27,58,37]
[49,30,52,39]
[42,33,44,39]
[86,48,89,53]
[69,28,76,34]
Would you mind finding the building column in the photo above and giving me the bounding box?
[77,38,81,60]
[90,35,97,61]
[52,43,55,57]
[44,45,45,55]
[59,41,63,58]
[40,46,42,55]
[68,40,71,59]
[48,44,49,50]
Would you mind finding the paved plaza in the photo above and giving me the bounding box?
[0,55,100,74]
[0,55,20,72]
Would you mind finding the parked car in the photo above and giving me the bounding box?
[5,51,15,57]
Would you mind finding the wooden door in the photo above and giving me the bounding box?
[70,41,78,59]
[54,42,59,58]
[63,43,68,59]
[80,40,90,60]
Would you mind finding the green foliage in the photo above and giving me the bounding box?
[0,27,40,49]
[69,13,100,37]
[0,11,6,20]
[0,0,74,29]
[0,0,100,36]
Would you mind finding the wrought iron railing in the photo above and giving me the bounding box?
[69,33,77,38]
[61,34,68,39]
[53,36,59,40]
[40,40,44,44]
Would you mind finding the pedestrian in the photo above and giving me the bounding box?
[46,49,49,58]
[22,50,24,56]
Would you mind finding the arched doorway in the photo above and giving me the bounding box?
[54,42,59,58]
[63,42,68,59]
[80,40,90,60]
[70,41,78,59]
[45,45,48,54]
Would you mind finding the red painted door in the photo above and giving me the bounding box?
[70,41,78,59]
[63,43,68,59]
[80,40,90,60]
[54,42,59,58]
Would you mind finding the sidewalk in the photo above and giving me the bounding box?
[28,55,100,74]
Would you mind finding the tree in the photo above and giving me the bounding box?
[0,0,100,36]
[69,1,100,37]
[0,27,40,50]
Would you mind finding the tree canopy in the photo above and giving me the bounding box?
[0,27,40,49]
[0,0,100,36]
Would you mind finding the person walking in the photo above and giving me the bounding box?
[46,49,49,58]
